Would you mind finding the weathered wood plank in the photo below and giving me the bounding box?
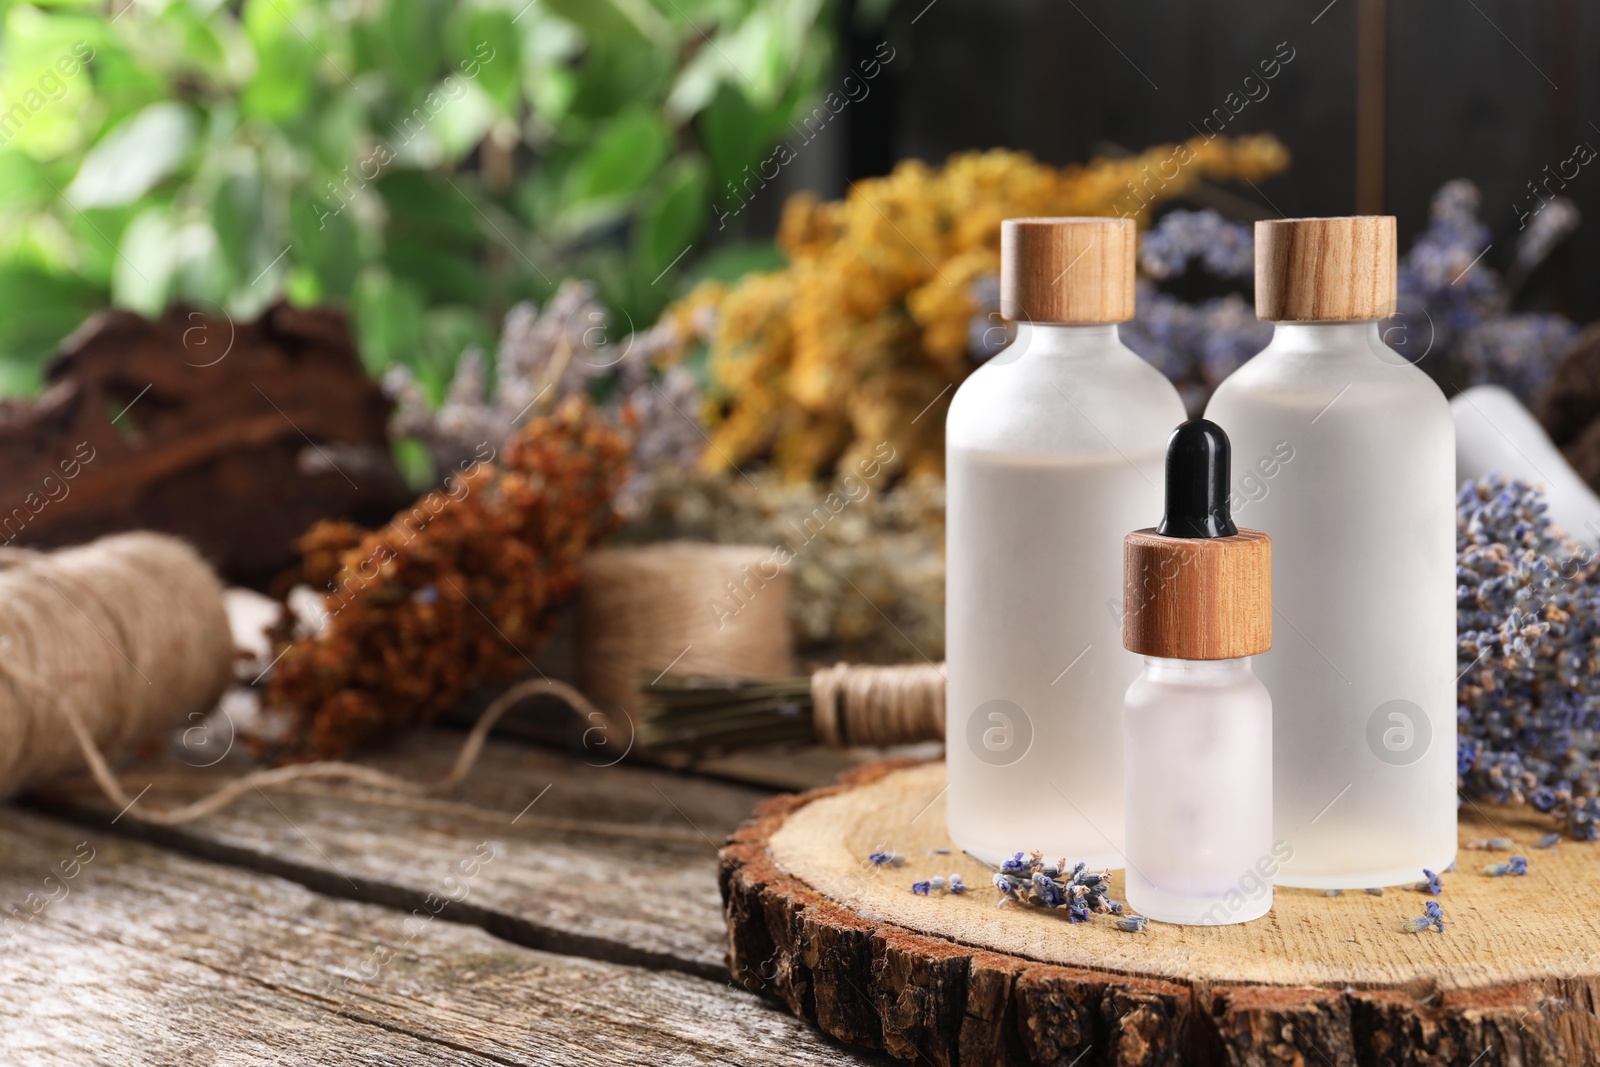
[0,808,876,1066]
[35,732,764,979]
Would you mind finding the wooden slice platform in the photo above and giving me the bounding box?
[720,760,1600,1066]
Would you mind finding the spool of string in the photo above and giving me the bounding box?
[578,543,794,717]
[0,533,235,798]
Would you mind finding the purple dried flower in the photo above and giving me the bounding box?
[1484,855,1528,877]
[1403,899,1445,933]
[911,881,931,896]
[1138,209,1255,280]
[1457,476,1600,833]
[869,851,905,867]
[1115,915,1149,932]
[1534,832,1561,848]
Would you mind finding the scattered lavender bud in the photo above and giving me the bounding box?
[1115,915,1150,932]
[1324,889,1343,897]
[911,881,931,896]
[1365,888,1385,896]
[932,848,952,854]
[1403,900,1445,933]
[1534,833,1561,849]
[1465,837,1515,850]
[1484,855,1528,877]
[1407,869,1443,895]
[869,851,906,867]
[948,874,967,895]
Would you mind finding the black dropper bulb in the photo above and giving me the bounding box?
[1156,418,1237,539]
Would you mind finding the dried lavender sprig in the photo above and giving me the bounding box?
[1403,900,1445,934]
[1464,837,1515,851]
[1483,855,1528,877]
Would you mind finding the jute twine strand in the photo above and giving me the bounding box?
[811,661,945,747]
[77,675,608,827]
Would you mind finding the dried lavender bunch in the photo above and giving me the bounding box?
[387,279,706,517]
[1137,208,1255,281]
[984,851,1125,924]
[1398,180,1577,403]
[1120,283,1272,415]
[1457,475,1600,838]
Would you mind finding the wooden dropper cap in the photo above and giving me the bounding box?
[1000,217,1136,323]
[1123,420,1271,660]
[1254,216,1397,321]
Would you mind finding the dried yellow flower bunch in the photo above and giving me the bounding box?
[665,135,1289,481]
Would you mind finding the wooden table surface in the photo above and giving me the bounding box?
[2,730,885,1066]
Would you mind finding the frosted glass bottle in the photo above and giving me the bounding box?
[945,217,1185,867]
[1124,657,1276,924]
[1203,216,1456,888]
[1120,418,1276,923]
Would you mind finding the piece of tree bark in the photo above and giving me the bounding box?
[0,302,410,585]
[720,761,1585,1066]
[0,807,874,1066]
[34,730,769,978]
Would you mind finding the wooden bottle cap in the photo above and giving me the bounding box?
[1123,528,1271,660]
[1254,216,1397,321]
[1000,217,1136,323]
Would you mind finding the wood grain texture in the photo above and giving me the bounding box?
[1000,218,1136,324]
[34,731,768,979]
[0,808,874,1066]
[1122,528,1271,660]
[722,760,1596,1066]
[1254,216,1397,322]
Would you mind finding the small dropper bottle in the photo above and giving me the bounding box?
[1121,419,1276,926]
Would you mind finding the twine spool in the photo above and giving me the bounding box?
[0,532,234,799]
[578,543,793,717]
[811,662,945,747]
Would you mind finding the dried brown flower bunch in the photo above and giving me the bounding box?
[265,396,630,760]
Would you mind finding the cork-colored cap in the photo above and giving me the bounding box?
[1000,217,1136,323]
[1123,528,1272,660]
[1254,216,1397,321]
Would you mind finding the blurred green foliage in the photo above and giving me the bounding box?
[0,0,835,397]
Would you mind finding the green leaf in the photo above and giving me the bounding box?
[562,107,670,208]
[0,264,103,376]
[636,157,708,279]
[450,11,519,114]
[111,207,177,317]
[352,268,425,376]
[697,82,763,192]
[66,102,194,208]
[211,159,266,287]
[289,193,362,300]
[240,0,317,122]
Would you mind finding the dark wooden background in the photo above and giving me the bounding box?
[769,0,1600,324]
